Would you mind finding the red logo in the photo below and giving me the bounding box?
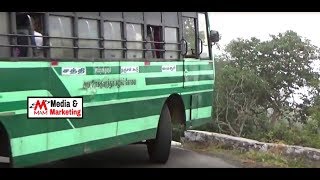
[34,100,48,111]
[30,100,49,116]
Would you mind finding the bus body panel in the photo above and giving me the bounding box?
[0,59,214,167]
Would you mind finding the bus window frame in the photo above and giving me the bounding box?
[14,12,46,58]
[101,13,124,59]
[103,20,125,59]
[164,27,180,60]
[48,14,75,59]
[47,13,77,58]
[142,12,182,60]
[0,12,11,58]
[0,12,210,62]
[197,12,212,60]
[77,17,101,59]
[181,15,199,59]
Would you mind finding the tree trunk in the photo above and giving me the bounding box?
[270,109,280,126]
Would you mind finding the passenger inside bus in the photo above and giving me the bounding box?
[15,13,43,57]
[32,15,43,49]
[145,27,155,59]
[145,25,162,59]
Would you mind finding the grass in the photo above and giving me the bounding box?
[183,142,319,168]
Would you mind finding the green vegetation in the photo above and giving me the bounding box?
[197,30,320,149]
[184,142,319,168]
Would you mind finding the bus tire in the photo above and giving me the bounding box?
[147,104,172,164]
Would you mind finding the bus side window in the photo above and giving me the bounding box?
[164,27,179,60]
[126,23,143,59]
[145,25,163,59]
[104,21,123,59]
[15,13,44,57]
[31,14,44,57]
[15,14,32,57]
[0,12,10,57]
[78,18,100,59]
[49,15,74,58]
[145,27,155,59]
[182,17,196,58]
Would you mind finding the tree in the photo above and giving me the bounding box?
[224,30,320,125]
[213,57,270,136]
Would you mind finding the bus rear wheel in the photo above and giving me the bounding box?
[146,104,172,163]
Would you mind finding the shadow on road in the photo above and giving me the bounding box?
[35,144,237,168]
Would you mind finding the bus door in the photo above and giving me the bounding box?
[182,12,212,126]
[181,13,199,126]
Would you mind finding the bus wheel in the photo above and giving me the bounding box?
[0,125,11,168]
[147,104,172,163]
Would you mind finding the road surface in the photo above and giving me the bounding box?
[35,144,238,168]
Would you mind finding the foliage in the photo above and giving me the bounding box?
[224,30,320,125]
[213,59,270,136]
[197,30,320,149]
[251,119,320,149]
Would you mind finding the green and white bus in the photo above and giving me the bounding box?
[0,12,220,168]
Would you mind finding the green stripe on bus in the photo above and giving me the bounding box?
[0,66,213,101]
[191,118,213,128]
[54,66,121,75]
[117,116,159,136]
[185,64,213,71]
[146,76,183,85]
[10,115,159,157]
[195,106,212,119]
[185,106,212,121]
[3,90,212,138]
[0,90,52,102]
[57,61,120,66]
[0,68,70,96]
[87,66,120,75]
[184,80,214,87]
[0,60,212,68]
[145,75,214,85]
[1,89,212,114]
[186,74,214,81]
[3,99,164,138]
[0,84,212,112]
[3,98,163,138]
[139,64,213,73]
[0,101,26,112]
[12,128,156,168]
[2,89,213,114]
[139,66,163,73]
[0,81,212,112]
[53,64,212,75]
[0,61,50,68]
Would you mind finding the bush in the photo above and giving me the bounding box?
[249,119,320,149]
[198,112,320,149]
